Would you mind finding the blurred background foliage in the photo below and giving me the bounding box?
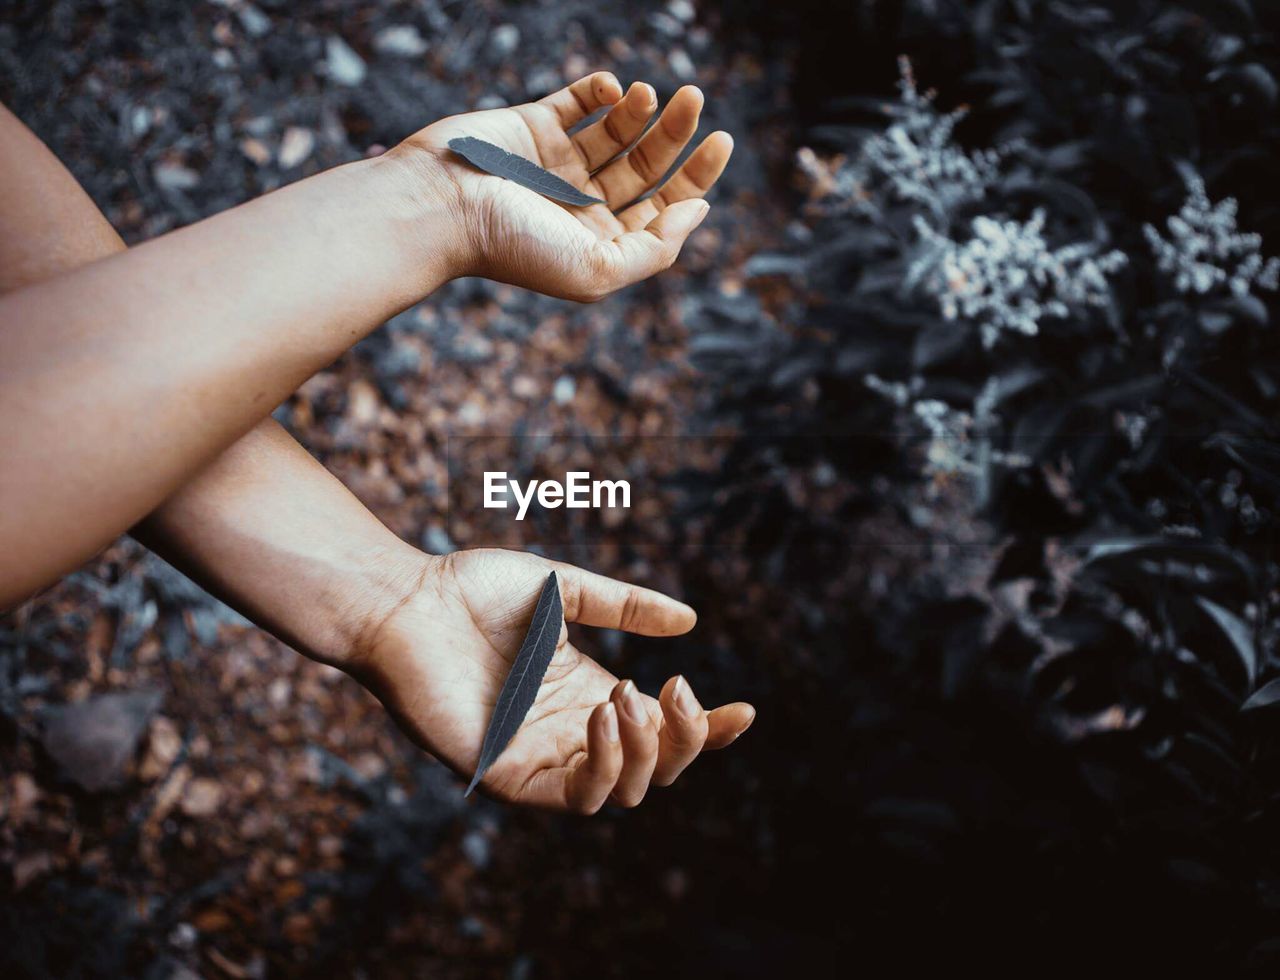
[2,0,1280,976]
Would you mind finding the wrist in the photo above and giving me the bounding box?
[381,138,481,285]
[319,541,434,673]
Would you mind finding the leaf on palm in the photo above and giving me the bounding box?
[466,571,564,796]
[448,136,605,207]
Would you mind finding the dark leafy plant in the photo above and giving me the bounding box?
[693,0,1280,966]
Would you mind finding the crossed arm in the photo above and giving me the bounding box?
[0,74,753,812]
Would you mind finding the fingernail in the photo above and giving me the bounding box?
[674,676,699,716]
[602,702,620,742]
[736,706,757,737]
[690,200,711,230]
[621,680,648,724]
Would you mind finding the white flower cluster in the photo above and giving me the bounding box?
[1143,168,1280,299]
[910,209,1128,348]
[913,398,981,478]
[843,56,1003,216]
[864,376,1028,487]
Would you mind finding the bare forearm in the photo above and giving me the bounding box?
[0,146,458,605]
[133,420,425,665]
[0,103,430,652]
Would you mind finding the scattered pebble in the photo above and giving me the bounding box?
[267,677,291,708]
[552,375,576,404]
[374,24,430,58]
[455,333,495,363]
[139,715,183,781]
[277,126,315,168]
[524,67,560,95]
[461,829,491,868]
[237,4,271,39]
[12,851,53,891]
[127,105,151,140]
[40,689,164,792]
[181,777,224,817]
[243,115,273,137]
[669,48,696,80]
[490,24,520,57]
[8,773,41,823]
[669,0,696,21]
[169,922,198,951]
[325,35,367,86]
[239,136,271,166]
[650,12,683,37]
[457,401,485,426]
[347,378,381,425]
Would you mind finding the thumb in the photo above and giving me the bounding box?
[547,560,697,636]
[600,198,711,292]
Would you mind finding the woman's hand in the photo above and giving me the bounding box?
[396,71,733,302]
[349,548,755,813]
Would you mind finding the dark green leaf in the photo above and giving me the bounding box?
[466,571,563,796]
[1196,596,1257,685]
[448,136,604,207]
[1243,678,1280,711]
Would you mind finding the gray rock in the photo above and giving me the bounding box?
[154,161,200,191]
[669,48,696,81]
[325,36,367,87]
[237,4,271,39]
[552,375,576,405]
[524,67,560,97]
[490,24,520,57]
[374,25,429,58]
[461,829,491,868]
[41,689,164,792]
[278,126,315,169]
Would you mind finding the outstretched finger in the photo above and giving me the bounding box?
[573,81,657,171]
[609,680,660,807]
[653,676,710,787]
[563,701,624,814]
[704,702,756,750]
[618,130,733,232]
[552,560,697,636]
[537,71,624,129]
[594,85,704,209]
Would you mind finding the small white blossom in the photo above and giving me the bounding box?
[863,372,917,406]
[914,398,980,477]
[864,377,1026,485]
[912,209,1127,347]
[1143,166,1280,300]
[823,57,1005,218]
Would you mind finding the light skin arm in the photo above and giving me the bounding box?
[0,101,374,656]
[1,75,752,810]
[0,72,730,608]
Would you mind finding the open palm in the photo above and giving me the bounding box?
[354,549,754,813]
[406,72,733,301]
